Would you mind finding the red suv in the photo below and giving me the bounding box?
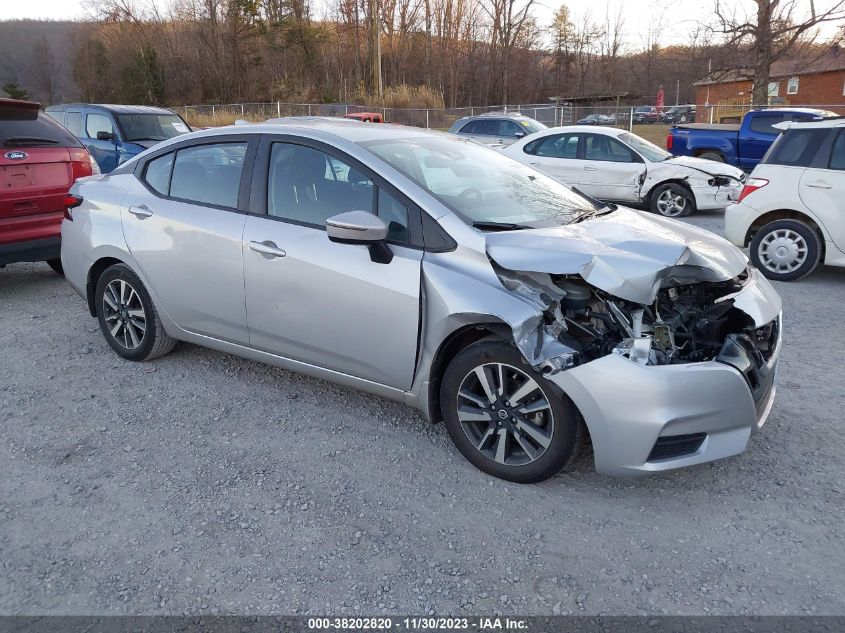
[1,99,97,274]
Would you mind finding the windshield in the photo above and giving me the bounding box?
[618,132,671,162]
[359,135,597,228]
[116,114,190,142]
[517,118,547,134]
[635,106,652,113]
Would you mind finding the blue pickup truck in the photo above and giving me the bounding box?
[666,108,837,172]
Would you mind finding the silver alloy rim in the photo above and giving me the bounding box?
[456,363,554,466]
[102,279,147,350]
[758,228,808,274]
[656,189,687,217]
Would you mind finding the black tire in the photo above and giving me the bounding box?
[95,263,177,361]
[697,151,724,163]
[749,219,822,282]
[650,182,696,218]
[440,339,584,483]
[46,258,64,275]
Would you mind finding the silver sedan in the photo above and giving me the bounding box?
[61,121,782,483]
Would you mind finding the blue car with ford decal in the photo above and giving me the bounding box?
[44,104,191,173]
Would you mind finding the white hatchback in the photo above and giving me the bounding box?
[725,117,845,281]
[502,125,745,217]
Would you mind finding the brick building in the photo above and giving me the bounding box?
[693,49,845,122]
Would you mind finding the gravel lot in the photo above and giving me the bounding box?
[1,210,844,616]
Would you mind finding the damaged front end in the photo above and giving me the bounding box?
[495,264,777,375]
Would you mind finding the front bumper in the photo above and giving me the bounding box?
[547,274,782,477]
[692,183,743,211]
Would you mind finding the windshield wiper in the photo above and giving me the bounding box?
[472,221,533,231]
[4,136,59,147]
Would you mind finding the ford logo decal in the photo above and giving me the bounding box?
[4,151,28,161]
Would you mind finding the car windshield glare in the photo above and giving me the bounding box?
[360,136,596,228]
[618,132,671,162]
[117,114,190,142]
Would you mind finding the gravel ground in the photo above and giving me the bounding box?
[1,210,843,616]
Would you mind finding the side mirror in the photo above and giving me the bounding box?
[326,210,392,263]
[514,131,526,138]
[97,131,115,141]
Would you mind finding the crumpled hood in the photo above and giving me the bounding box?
[657,155,745,181]
[485,207,748,304]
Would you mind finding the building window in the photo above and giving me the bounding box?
[768,82,779,98]
[787,76,799,95]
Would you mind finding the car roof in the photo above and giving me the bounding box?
[44,103,177,115]
[754,107,839,117]
[148,119,448,147]
[773,116,845,131]
[538,125,627,136]
[457,112,535,121]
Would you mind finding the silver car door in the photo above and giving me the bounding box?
[579,133,645,202]
[121,138,254,344]
[242,139,423,389]
[520,132,583,187]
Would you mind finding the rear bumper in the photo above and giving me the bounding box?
[0,237,60,266]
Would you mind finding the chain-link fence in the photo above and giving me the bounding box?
[178,101,845,148]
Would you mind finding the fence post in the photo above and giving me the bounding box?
[345,105,349,116]
[212,105,216,117]
[709,106,714,124]
[426,109,430,129]
[628,107,633,132]
[308,104,312,116]
[277,101,281,117]
[241,104,245,117]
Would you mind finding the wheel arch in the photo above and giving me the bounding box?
[743,209,826,260]
[644,178,694,207]
[86,256,126,316]
[425,321,513,424]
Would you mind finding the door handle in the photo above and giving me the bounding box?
[805,181,833,189]
[128,205,153,218]
[584,165,599,171]
[249,240,286,258]
[528,162,541,167]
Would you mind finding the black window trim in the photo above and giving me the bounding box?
[250,133,425,249]
[824,128,845,171]
[133,134,258,214]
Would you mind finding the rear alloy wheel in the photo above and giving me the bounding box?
[651,183,696,218]
[95,264,176,361]
[440,339,583,483]
[750,219,821,282]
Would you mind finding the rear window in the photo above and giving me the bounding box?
[749,114,786,135]
[764,129,829,167]
[0,108,82,148]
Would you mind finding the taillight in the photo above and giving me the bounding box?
[63,194,83,221]
[666,133,673,150]
[68,148,94,181]
[738,177,769,202]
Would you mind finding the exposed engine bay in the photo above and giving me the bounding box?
[495,264,774,371]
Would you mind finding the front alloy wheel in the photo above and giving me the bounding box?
[651,183,695,217]
[456,363,554,466]
[440,339,583,483]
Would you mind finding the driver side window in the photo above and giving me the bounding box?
[584,135,636,163]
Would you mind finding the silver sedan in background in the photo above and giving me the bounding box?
[61,121,781,483]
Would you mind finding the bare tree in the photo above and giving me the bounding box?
[712,0,845,103]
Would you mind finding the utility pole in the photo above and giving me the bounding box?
[370,0,383,98]
[675,79,680,105]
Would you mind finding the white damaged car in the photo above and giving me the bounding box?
[503,126,746,217]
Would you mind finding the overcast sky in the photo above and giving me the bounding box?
[3,0,843,48]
